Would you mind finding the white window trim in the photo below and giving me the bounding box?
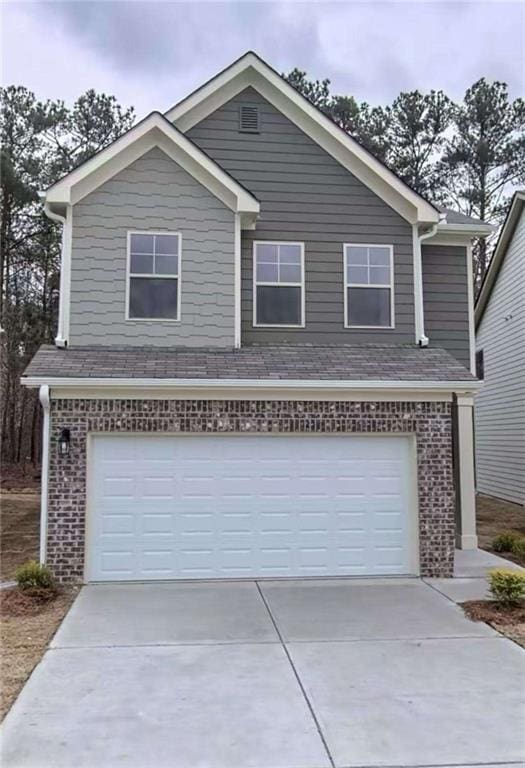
[125,230,182,322]
[253,241,305,328]
[343,243,395,330]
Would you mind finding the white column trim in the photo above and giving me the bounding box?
[455,395,478,549]
[39,385,51,563]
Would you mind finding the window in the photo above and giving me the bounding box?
[253,242,304,327]
[344,244,394,328]
[127,232,180,320]
[475,349,484,379]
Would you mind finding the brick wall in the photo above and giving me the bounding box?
[47,398,455,582]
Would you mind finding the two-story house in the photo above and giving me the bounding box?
[22,52,493,584]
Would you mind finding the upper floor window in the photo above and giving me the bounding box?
[475,349,484,379]
[253,241,304,327]
[344,244,394,328]
[127,232,180,321]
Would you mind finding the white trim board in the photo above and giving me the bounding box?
[45,113,260,219]
[165,52,440,226]
[22,376,481,394]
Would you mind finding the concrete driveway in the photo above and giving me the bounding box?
[1,578,524,768]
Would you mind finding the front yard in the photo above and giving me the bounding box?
[1,468,76,720]
[0,477,523,721]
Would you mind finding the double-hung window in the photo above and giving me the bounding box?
[253,242,304,327]
[344,244,394,328]
[127,232,180,320]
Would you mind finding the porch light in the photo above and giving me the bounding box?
[58,428,71,456]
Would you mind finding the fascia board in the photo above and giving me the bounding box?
[167,55,439,225]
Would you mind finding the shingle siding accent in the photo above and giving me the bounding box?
[69,146,235,347]
[186,88,415,345]
[25,343,475,382]
[47,398,455,583]
[422,244,470,367]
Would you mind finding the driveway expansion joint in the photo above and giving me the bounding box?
[255,579,336,768]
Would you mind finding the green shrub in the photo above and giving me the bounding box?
[492,531,520,553]
[488,568,525,607]
[510,537,525,560]
[15,560,54,591]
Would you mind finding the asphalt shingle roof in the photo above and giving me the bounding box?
[436,206,490,226]
[23,344,475,383]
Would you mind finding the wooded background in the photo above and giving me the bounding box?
[1,71,523,468]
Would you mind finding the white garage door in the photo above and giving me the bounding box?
[87,434,415,581]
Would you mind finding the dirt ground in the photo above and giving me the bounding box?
[0,587,77,720]
[476,493,525,566]
[0,493,40,582]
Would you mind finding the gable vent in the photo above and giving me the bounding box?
[239,105,260,133]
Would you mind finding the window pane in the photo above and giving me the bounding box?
[256,243,278,262]
[256,262,279,282]
[347,287,391,327]
[347,265,368,284]
[346,246,367,265]
[130,253,154,274]
[279,244,301,264]
[256,285,302,325]
[155,254,178,275]
[369,247,390,266]
[130,233,154,254]
[129,277,178,319]
[155,234,178,255]
[280,263,302,282]
[369,265,390,284]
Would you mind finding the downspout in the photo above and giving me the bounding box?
[412,217,444,347]
[43,199,69,348]
[39,385,50,564]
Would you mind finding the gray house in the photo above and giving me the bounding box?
[22,52,492,584]
[475,191,525,506]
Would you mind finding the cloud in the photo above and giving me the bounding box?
[3,0,524,117]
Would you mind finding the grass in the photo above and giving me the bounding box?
[476,494,525,567]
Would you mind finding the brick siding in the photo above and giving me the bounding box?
[47,398,455,582]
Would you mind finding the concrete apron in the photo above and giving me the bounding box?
[1,577,524,768]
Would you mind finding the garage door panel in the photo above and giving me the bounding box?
[87,434,415,581]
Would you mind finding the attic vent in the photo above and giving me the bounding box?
[239,105,260,133]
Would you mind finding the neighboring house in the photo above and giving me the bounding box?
[474,192,525,506]
[22,52,493,584]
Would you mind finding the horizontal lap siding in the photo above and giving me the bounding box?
[70,147,235,347]
[422,245,470,366]
[475,212,525,505]
[186,88,414,345]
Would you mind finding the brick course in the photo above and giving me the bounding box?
[47,398,455,582]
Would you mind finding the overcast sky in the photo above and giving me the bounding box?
[3,1,524,118]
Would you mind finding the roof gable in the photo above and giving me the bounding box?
[45,112,259,222]
[165,52,440,225]
[475,191,525,327]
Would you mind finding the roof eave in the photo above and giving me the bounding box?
[21,375,481,392]
[165,52,439,226]
[475,192,525,327]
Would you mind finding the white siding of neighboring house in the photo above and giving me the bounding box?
[475,210,525,505]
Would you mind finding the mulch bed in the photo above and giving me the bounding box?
[1,586,59,617]
[462,599,525,647]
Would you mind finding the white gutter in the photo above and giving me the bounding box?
[38,385,50,564]
[43,199,71,348]
[412,219,443,347]
[22,376,482,392]
[234,213,241,348]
